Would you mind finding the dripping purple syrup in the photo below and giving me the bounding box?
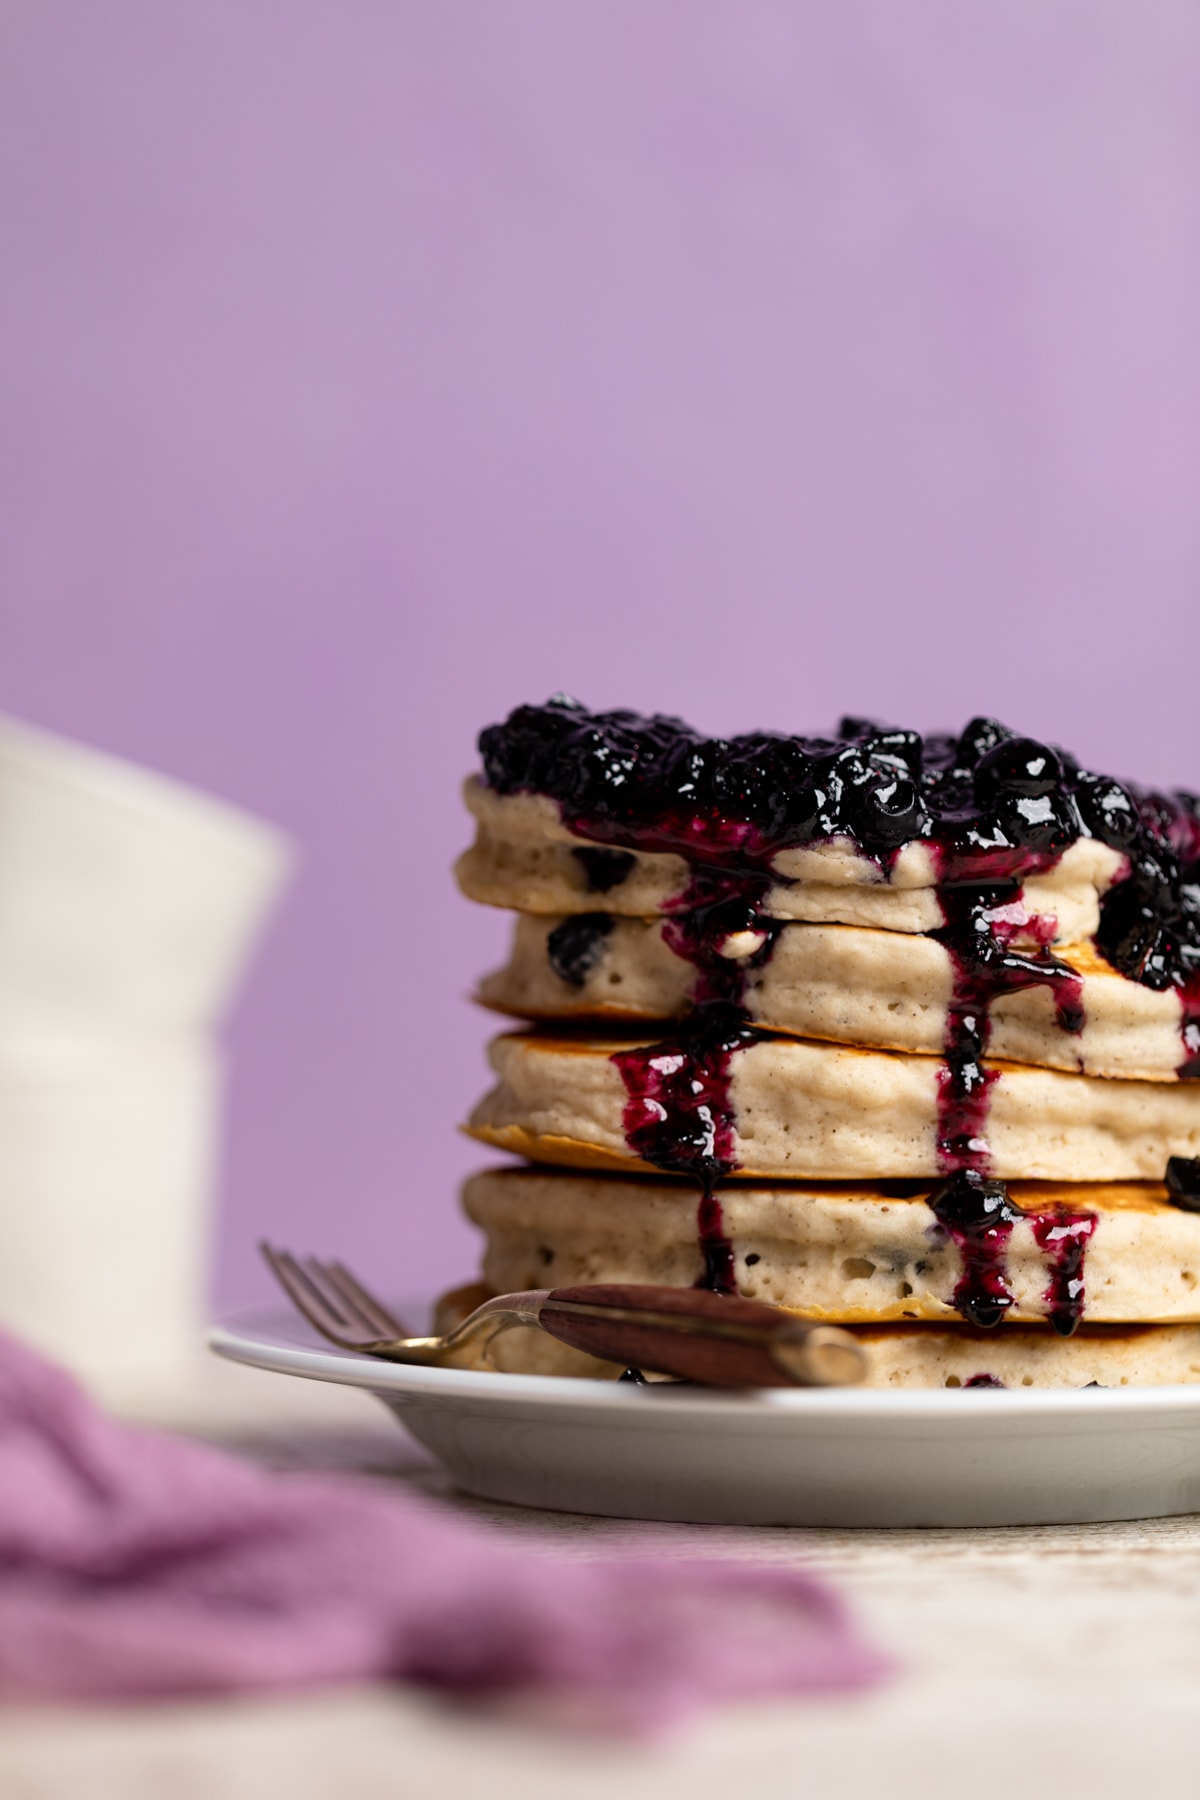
[696,1186,738,1295]
[1181,968,1200,1079]
[610,1008,758,1295]
[928,1172,1098,1334]
[481,702,1200,1027]
[661,863,783,1010]
[1028,1205,1098,1336]
[926,1170,1023,1328]
[480,705,1151,1304]
[610,862,780,1293]
[931,881,1085,1173]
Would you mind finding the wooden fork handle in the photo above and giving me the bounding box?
[537,1284,865,1388]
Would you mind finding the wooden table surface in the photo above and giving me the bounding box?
[4,1357,1200,1800]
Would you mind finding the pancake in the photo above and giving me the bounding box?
[463,1167,1200,1328]
[848,1322,1200,1388]
[466,1028,1200,1182]
[481,915,1188,1082]
[457,779,1120,942]
[433,1289,1200,1388]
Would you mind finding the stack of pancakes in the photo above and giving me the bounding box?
[453,699,1200,1387]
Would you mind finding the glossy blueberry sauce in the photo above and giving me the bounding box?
[480,699,1199,1025]
[661,864,784,1009]
[927,1171,1024,1328]
[1027,1204,1098,1337]
[610,1007,756,1294]
[1181,969,1200,1079]
[480,700,1197,1307]
[963,1373,1006,1388]
[696,1189,738,1295]
[927,1173,1097,1334]
[932,885,1085,1172]
[933,1051,999,1176]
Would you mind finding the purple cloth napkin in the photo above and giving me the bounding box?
[0,1329,887,1726]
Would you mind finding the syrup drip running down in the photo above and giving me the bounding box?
[611,1008,758,1295]
[696,1188,738,1295]
[932,883,1085,1172]
[481,699,1200,1053]
[927,1171,1022,1328]
[661,864,784,1011]
[1029,1206,1098,1337]
[927,1171,1097,1335]
[1182,969,1200,1079]
[478,701,1193,1308]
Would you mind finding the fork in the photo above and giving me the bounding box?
[260,1243,866,1388]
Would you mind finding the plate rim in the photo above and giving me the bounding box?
[209,1300,1200,1423]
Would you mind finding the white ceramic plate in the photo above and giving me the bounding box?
[210,1302,1200,1528]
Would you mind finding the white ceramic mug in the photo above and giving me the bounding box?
[0,718,293,1397]
[0,1038,222,1395]
[0,716,292,1038]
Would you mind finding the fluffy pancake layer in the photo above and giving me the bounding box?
[481,915,1186,1082]
[456,779,1122,942]
[466,1029,1200,1182]
[432,1264,1200,1387]
[463,1168,1200,1327]
[844,1323,1200,1388]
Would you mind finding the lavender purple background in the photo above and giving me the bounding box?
[1,3,1197,1307]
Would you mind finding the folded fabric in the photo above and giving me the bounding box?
[0,1328,886,1727]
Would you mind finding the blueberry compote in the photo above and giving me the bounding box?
[661,866,785,1010]
[479,699,1195,1291]
[610,1006,758,1294]
[927,1171,1097,1335]
[480,699,1198,1016]
[931,887,1085,1171]
[927,1171,1024,1328]
[480,698,1197,897]
[1029,1206,1098,1336]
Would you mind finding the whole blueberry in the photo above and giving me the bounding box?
[1074,773,1141,850]
[929,1169,1022,1233]
[838,718,923,775]
[867,727,924,774]
[973,737,1064,806]
[847,771,927,850]
[992,790,1079,855]
[955,717,1015,771]
[547,913,613,988]
[1166,1157,1200,1211]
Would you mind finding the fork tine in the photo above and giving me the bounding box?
[298,1256,390,1341]
[268,1244,353,1327]
[260,1243,366,1349]
[264,1244,351,1336]
[324,1260,409,1338]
